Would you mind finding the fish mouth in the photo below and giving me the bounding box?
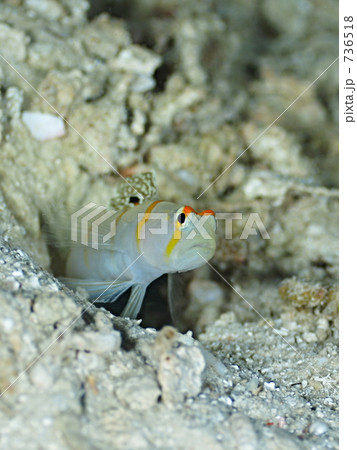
[175,242,216,272]
[192,238,216,249]
[191,242,216,258]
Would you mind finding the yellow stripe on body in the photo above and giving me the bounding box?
[165,220,182,260]
[136,200,163,249]
[165,235,179,259]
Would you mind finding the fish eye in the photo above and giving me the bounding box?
[129,196,140,204]
[177,212,186,224]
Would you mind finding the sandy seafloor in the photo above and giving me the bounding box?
[0,0,338,449]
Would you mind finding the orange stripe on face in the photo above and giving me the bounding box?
[182,205,215,217]
[136,200,163,248]
[198,209,215,216]
[182,205,195,215]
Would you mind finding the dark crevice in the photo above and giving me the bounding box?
[81,310,96,326]
[97,275,171,330]
[87,0,136,21]
[112,321,137,351]
[153,59,175,93]
[79,382,86,413]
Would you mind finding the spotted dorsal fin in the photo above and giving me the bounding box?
[110,171,158,211]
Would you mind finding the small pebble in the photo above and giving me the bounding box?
[25,276,40,289]
[218,396,233,407]
[12,270,23,277]
[310,420,329,435]
[2,317,15,332]
[264,381,276,391]
[323,397,334,406]
[303,332,318,343]
[247,376,259,393]
[42,417,53,427]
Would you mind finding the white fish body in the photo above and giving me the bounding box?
[61,173,216,319]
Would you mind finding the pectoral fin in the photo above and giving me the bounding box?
[120,284,147,319]
[60,277,134,303]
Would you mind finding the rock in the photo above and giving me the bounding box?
[0,23,28,62]
[115,373,160,411]
[0,0,338,448]
[69,331,121,355]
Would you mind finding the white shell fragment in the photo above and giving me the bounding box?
[111,44,162,76]
[310,420,329,436]
[22,111,66,141]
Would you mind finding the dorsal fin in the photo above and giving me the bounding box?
[110,171,158,211]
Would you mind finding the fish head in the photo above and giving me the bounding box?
[138,202,216,273]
